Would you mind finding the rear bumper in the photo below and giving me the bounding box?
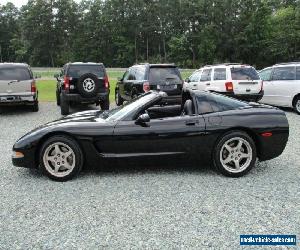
[62,90,109,103]
[222,91,264,102]
[0,94,37,106]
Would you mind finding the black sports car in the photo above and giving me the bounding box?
[12,90,289,181]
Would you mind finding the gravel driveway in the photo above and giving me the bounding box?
[0,103,299,249]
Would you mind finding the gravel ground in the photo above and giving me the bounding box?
[0,103,299,249]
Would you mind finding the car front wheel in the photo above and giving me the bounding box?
[60,94,69,115]
[293,96,300,114]
[213,131,256,177]
[39,135,83,181]
[115,88,124,106]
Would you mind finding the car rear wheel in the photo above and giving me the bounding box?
[56,89,60,106]
[115,88,123,106]
[213,131,256,177]
[293,96,300,114]
[31,102,39,112]
[60,94,69,115]
[39,135,83,181]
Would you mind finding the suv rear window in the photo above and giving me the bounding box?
[149,67,181,83]
[272,67,295,80]
[0,67,32,81]
[230,67,259,80]
[67,65,105,78]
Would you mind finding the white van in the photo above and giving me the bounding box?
[184,63,263,102]
[259,62,300,114]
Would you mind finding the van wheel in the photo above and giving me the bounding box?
[213,131,256,177]
[293,96,300,114]
[56,89,60,106]
[60,94,69,115]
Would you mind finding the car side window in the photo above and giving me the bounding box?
[123,70,130,81]
[213,68,226,80]
[296,67,300,80]
[272,67,296,81]
[128,68,136,80]
[189,71,201,82]
[259,68,272,81]
[200,69,212,82]
[135,67,146,80]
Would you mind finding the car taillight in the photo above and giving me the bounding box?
[261,81,264,91]
[31,80,37,93]
[104,74,109,89]
[225,82,233,92]
[143,81,150,92]
[64,76,70,90]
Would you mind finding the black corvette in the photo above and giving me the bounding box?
[12,90,289,181]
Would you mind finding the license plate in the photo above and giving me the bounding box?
[158,85,177,90]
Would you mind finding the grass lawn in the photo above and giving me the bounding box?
[37,70,194,102]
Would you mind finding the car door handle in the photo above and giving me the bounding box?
[185,121,197,126]
[206,83,210,86]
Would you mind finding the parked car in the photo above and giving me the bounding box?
[115,63,183,105]
[0,63,39,112]
[12,90,288,181]
[258,62,300,114]
[184,63,264,102]
[55,62,110,115]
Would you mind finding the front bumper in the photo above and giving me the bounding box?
[12,148,37,169]
[0,94,37,106]
[222,91,264,102]
[62,91,109,103]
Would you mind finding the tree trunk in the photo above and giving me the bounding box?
[135,34,138,63]
[163,36,167,62]
[146,36,149,61]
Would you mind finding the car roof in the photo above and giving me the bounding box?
[274,62,300,67]
[201,63,251,68]
[134,63,177,68]
[66,62,104,66]
[0,63,29,68]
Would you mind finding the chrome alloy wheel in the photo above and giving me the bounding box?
[83,78,95,92]
[220,137,252,173]
[43,142,76,177]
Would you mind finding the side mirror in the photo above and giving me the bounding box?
[54,73,59,79]
[136,113,150,124]
[117,77,122,81]
[185,78,190,83]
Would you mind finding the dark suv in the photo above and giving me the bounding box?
[115,63,183,105]
[55,62,109,115]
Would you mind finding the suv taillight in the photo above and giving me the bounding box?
[64,76,70,90]
[31,80,37,93]
[143,81,150,92]
[225,82,233,92]
[104,74,109,89]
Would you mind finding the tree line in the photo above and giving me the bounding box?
[0,0,299,69]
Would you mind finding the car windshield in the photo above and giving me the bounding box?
[67,65,105,78]
[149,67,181,84]
[230,67,259,80]
[0,67,32,81]
[98,92,158,121]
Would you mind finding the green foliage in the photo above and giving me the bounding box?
[0,0,299,68]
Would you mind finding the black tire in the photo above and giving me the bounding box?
[60,94,69,115]
[39,135,84,181]
[293,96,300,114]
[115,88,124,106]
[100,97,110,110]
[31,102,39,112]
[56,89,60,106]
[77,73,99,98]
[213,131,256,177]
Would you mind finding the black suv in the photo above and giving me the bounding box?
[115,63,183,105]
[55,62,110,115]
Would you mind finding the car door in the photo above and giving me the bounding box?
[264,66,296,107]
[209,68,227,92]
[112,113,206,157]
[118,70,130,100]
[259,67,273,105]
[199,68,212,91]
[185,70,201,91]
[123,67,136,99]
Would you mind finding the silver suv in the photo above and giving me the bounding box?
[0,63,38,112]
